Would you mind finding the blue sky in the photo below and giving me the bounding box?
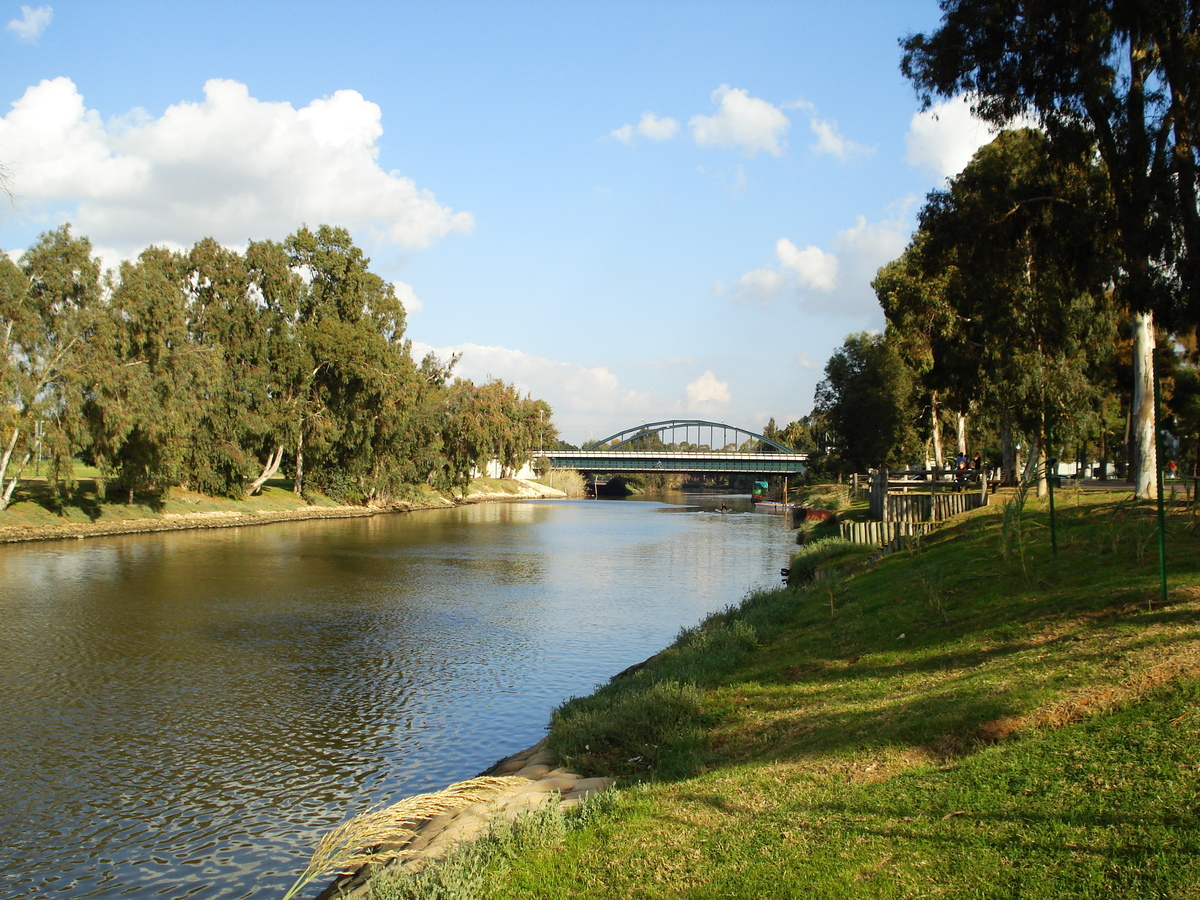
[1,1,1000,445]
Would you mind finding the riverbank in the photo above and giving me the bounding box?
[0,477,565,545]
[326,489,1200,899]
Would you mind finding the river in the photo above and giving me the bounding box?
[0,493,796,899]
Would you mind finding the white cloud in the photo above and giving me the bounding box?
[686,370,731,412]
[781,97,816,112]
[0,77,473,257]
[7,5,51,42]
[904,94,1031,180]
[729,214,908,317]
[635,111,678,141]
[808,117,873,162]
[776,238,838,292]
[610,111,679,145]
[689,85,789,157]
[733,267,788,302]
[408,340,654,442]
[796,352,820,371]
[393,281,422,316]
[610,123,635,145]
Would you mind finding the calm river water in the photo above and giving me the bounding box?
[0,494,795,899]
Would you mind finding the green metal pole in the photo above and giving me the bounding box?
[1154,360,1168,608]
[1046,404,1057,555]
[1047,456,1058,555]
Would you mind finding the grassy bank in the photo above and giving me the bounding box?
[363,489,1200,899]
[0,472,560,542]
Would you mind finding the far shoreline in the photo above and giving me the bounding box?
[0,478,567,546]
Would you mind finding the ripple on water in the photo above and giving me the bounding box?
[0,498,797,898]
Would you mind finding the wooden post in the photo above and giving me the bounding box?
[930,466,937,521]
[881,468,890,522]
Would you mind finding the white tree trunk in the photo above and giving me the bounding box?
[956,412,967,457]
[293,428,305,496]
[930,391,944,470]
[1022,434,1047,497]
[247,445,284,495]
[0,428,21,512]
[1131,310,1158,500]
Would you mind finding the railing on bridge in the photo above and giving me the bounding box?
[536,448,809,474]
[533,419,809,475]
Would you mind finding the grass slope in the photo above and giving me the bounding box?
[0,473,452,534]
[366,489,1200,899]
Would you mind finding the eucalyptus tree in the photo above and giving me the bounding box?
[0,228,102,508]
[813,331,922,475]
[285,224,419,501]
[880,129,1120,492]
[177,238,260,496]
[242,238,306,493]
[902,0,1200,497]
[873,231,960,469]
[85,245,212,501]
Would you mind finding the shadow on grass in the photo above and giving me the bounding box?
[12,478,167,519]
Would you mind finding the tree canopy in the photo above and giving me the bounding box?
[0,225,556,509]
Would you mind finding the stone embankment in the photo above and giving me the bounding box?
[316,738,612,899]
[0,479,565,545]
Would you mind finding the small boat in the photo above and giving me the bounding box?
[751,480,796,513]
[752,499,797,513]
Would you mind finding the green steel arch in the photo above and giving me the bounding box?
[586,419,794,453]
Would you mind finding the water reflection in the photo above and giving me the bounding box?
[0,495,794,898]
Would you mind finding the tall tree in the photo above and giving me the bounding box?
[0,226,100,510]
[285,224,418,502]
[902,0,1200,497]
[881,128,1119,493]
[813,332,922,474]
[243,238,306,494]
[85,246,207,501]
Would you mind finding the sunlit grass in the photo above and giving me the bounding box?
[368,490,1200,899]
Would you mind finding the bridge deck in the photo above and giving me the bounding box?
[536,449,810,474]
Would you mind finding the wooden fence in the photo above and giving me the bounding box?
[839,520,934,546]
[869,468,989,523]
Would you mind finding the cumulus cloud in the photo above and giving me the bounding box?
[776,238,838,292]
[7,5,51,42]
[904,94,1034,180]
[610,111,679,145]
[808,117,873,162]
[0,77,473,257]
[731,214,908,317]
[733,267,788,302]
[689,85,789,157]
[686,370,731,412]
[408,340,654,441]
[393,281,422,316]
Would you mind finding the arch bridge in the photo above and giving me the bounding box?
[533,419,809,475]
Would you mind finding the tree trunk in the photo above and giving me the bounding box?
[1098,398,1109,481]
[0,428,22,512]
[293,428,305,496]
[956,411,967,457]
[0,450,30,510]
[1131,310,1158,499]
[248,445,284,495]
[1000,428,1014,486]
[930,391,944,469]
[1022,434,1046,497]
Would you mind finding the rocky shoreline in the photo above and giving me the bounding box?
[0,479,565,545]
[315,739,613,899]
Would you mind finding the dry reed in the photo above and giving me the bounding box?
[281,775,529,900]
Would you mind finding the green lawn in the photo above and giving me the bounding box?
[362,489,1200,900]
